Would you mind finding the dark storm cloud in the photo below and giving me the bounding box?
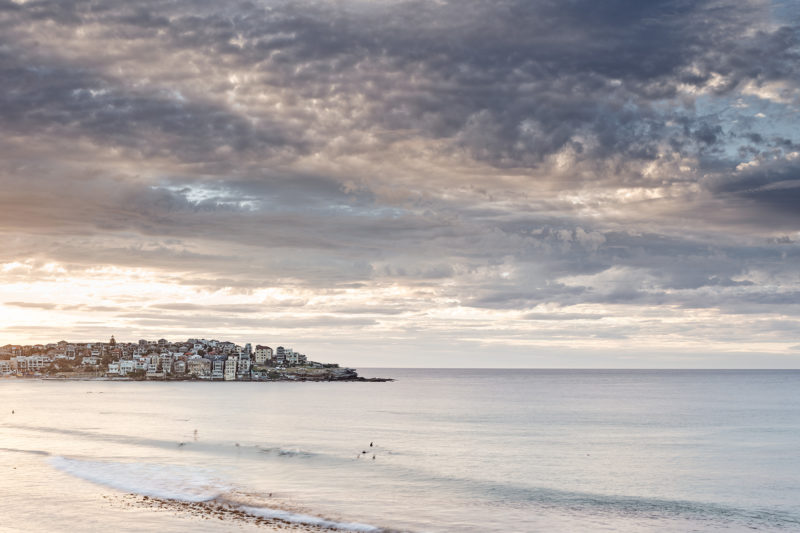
[1,0,796,170]
[707,159,800,219]
[0,49,307,166]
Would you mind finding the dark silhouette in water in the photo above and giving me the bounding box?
[370,442,373,447]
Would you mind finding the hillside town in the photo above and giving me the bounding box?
[0,336,371,381]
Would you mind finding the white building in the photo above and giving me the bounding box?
[147,355,160,375]
[224,356,238,381]
[254,345,272,364]
[284,349,307,365]
[120,360,135,375]
[161,354,173,375]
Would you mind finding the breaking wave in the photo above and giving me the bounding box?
[49,456,227,502]
[257,446,317,458]
[49,456,383,532]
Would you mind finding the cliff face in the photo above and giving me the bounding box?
[281,367,359,381]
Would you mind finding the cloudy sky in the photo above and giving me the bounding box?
[1,0,799,367]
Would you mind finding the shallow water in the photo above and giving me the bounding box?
[1,369,800,532]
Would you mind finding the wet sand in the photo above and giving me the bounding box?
[117,493,391,532]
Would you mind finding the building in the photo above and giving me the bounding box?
[224,356,238,381]
[275,346,286,365]
[11,356,47,373]
[120,360,135,375]
[254,345,272,364]
[147,355,160,375]
[237,357,250,378]
[218,341,236,354]
[26,355,46,371]
[211,358,225,379]
[188,357,211,378]
[161,354,174,375]
[286,351,307,365]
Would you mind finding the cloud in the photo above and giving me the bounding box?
[4,301,59,310]
[149,303,263,314]
[0,0,799,363]
[523,312,607,321]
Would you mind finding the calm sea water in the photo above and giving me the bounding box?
[1,369,799,532]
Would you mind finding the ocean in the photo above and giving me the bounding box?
[1,369,799,532]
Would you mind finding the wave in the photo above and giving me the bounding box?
[49,456,385,532]
[238,505,380,531]
[49,456,228,502]
[257,446,317,458]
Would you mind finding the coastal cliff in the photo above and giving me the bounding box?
[278,366,391,382]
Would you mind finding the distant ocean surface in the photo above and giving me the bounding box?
[2,369,800,532]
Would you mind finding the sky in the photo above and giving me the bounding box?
[1,0,799,368]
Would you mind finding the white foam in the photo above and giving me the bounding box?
[258,446,315,457]
[238,505,381,532]
[49,456,383,531]
[49,456,227,502]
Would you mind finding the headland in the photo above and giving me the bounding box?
[1,336,391,382]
